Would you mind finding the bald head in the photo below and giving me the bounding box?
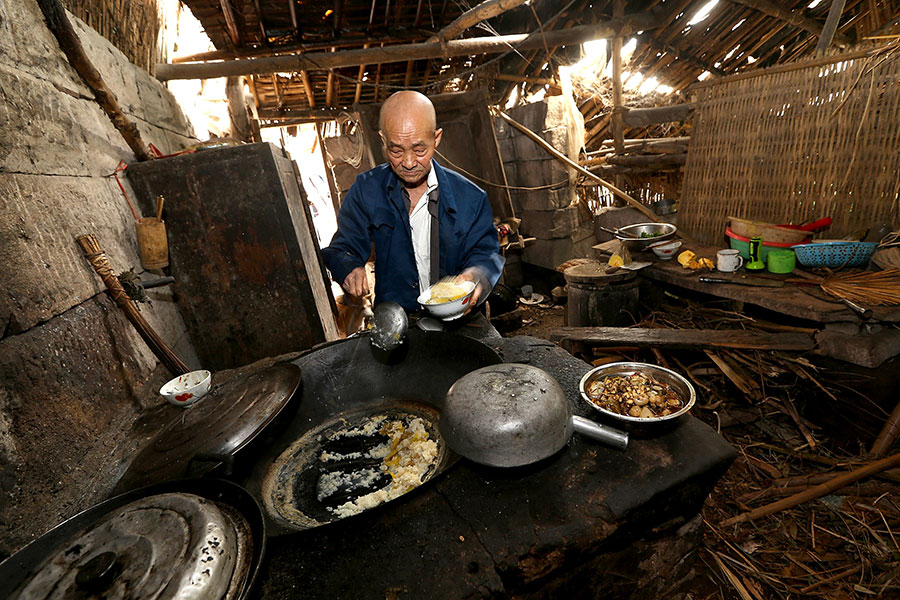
[379,91,437,132]
[378,91,443,188]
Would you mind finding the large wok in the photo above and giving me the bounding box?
[233,328,503,534]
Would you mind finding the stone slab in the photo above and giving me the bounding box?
[815,322,900,368]
[0,173,145,333]
[0,62,131,176]
[523,223,595,270]
[516,186,576,212]
[521,205,583,239]
[0,0,91,98]
[0,295,183,555]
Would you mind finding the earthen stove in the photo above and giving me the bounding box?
[249,320,735,599]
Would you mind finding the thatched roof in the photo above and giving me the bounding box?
[171,0,900,145]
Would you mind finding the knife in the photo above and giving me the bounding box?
[698,275,785,288]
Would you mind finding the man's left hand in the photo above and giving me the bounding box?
[455,270,484,314]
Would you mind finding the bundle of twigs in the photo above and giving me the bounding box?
[820,268,900,306]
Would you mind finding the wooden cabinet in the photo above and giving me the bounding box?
[127,142,337,371]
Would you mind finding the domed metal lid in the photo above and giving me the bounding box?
[7,490,253,600]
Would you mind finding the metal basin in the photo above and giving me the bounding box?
[616,222,677,250]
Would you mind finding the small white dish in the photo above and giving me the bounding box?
[650,240,682,260]
[160,370,212,407]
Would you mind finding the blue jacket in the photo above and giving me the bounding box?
[321,162,504,312]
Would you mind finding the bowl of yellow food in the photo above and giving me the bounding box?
[417,279,476,320]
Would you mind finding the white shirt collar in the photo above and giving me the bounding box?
[426,160,439,193]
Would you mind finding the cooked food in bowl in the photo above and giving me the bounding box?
[585,372,684,419]
[425,280,470,305]
[417,279,476,320]
[579,362,695,424]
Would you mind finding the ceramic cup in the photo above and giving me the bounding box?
[716,249,744,273]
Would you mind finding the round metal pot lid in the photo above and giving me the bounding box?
[9,491,251,600]
[115,362,302,494]
[440,363,573,467]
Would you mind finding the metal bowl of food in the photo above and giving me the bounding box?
[579,362,695,428]
[616,223,677,250]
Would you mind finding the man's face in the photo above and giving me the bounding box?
[380,116,443,188]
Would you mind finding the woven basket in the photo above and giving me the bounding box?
[728,217,811,244]
[792,242,878,268]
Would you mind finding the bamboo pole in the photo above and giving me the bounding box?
[690,45,880,90]
[495,110,662,223]
[76,234,190,376]
[870,399,900,457]
[37,0,151,161]
[721,452,900,527]
[157,11,665,80]
[611,0,625,159]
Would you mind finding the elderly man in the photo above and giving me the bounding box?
[321,91,504,313]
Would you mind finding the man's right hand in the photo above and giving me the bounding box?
[342,266,370,298]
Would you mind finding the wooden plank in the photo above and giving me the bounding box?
[815,0,848,56]
[219,0,243,47]
[549,327,816,351]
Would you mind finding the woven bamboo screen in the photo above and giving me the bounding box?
[680,48,900,245]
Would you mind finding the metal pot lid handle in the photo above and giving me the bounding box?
[11,492,250,600]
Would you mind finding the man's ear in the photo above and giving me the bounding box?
[433,128,443,148]
[378,130,386,147]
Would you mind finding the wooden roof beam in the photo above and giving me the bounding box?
[157,9,666,80]
[427,0,530,43]
[300,70,315,108]
[730,0,851,48]
[219,0,243,47]
[815,0,849,55]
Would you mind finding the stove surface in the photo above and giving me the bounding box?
[252,330,737,599]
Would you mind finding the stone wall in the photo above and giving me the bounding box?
[494,96,595,270]
[0,0,199,556]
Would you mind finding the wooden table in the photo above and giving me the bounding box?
[635,243,900,324]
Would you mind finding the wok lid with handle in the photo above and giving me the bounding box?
[440,363,628,468]
[0,478,265,600]
[113,362,302,495]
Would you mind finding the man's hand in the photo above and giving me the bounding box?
[342,266,370,299]
[455,269,484,314]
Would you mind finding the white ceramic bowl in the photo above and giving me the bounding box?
[417,280,476,320]
[160,370,212,407]
[650,240,682,259]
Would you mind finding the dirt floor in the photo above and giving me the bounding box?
[498,299,900,600]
